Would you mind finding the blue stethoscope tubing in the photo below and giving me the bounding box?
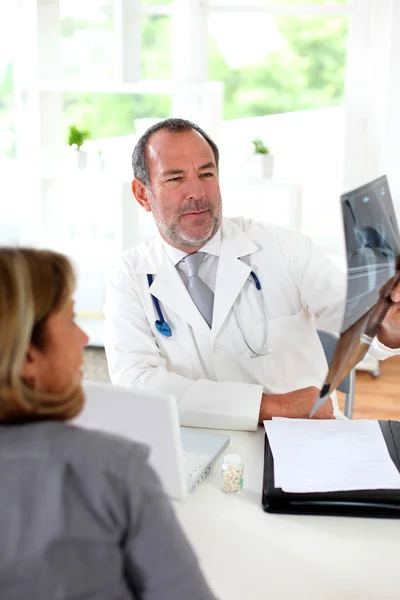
[147,273,173,337]
[147,270,269,356]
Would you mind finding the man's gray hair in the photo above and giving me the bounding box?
[131,117,220,187]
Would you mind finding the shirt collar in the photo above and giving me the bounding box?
[161,228,222,267]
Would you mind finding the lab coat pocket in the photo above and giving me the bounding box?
[266,308,315,350]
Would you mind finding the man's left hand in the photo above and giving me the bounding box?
[378,281,400,348]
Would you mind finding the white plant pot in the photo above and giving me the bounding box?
[248,153,274,179]
[76,149,88,169]
[98,155,105,170]
[69,147,88,169]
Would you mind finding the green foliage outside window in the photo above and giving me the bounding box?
[61,14,171,139]
[0,63,15,157]
[63,93,171,140]
[209,13,348,119]
[0,1,348,151]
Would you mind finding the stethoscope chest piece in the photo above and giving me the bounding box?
[155,320,172,337]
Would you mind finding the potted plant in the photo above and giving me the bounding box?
[248,137,274,179]
[67,124,90,169]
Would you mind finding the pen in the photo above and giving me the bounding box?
[309,384,330,418]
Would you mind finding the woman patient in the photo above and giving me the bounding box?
[0,247,216,600]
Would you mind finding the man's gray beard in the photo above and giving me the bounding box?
[149,193,222,248]
[164,213,221,247]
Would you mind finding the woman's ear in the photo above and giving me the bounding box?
[21,344,41,388]
[132,179,152,212]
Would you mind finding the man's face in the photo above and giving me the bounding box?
[137,129,222,252]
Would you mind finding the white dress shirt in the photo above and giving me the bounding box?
[161,229,221,292]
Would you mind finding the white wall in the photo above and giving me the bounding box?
[219,106,346,254]
[344,0,400,219]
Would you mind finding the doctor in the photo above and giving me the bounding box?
[104,118,400,431]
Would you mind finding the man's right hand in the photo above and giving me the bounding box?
[259,386,335,423]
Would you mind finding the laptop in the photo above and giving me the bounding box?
[311,175,400,416]
[72,381,230,500]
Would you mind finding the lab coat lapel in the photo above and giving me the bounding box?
[136,238,210,337]
[211,219,259,343]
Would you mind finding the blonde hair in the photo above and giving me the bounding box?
[0,247,84,423]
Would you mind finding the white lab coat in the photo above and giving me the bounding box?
[104,217,395,431]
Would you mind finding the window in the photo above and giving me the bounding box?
[141,0,171,5]
[0,2,16,159]
[208,1,350,119]
[206,0,352,244]
[209,0,348,6]
[60,1,173,141]
[63,92,171,141]
[60,0,114,80]
[0,62,14,159]
[141,15,172,80]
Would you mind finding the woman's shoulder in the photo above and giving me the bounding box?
[65,421,149,466]
[0,420,150,480]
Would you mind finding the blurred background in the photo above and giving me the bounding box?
[1,0,399,417]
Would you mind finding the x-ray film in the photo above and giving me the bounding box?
[311,175,400,417]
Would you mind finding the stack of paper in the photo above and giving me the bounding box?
[264,418,400,493]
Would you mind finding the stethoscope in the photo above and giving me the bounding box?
[147,269,269,357]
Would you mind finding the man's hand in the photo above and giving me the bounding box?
[378,282,400,349]
[259,386,335,423]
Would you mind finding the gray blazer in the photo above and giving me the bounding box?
[0,421,216,600]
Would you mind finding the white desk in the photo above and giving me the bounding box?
[174,428,400,600]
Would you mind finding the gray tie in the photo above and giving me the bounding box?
[183,252,214,327]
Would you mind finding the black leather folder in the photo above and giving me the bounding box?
[262,420,400,518]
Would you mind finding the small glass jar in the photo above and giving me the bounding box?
[221,454,244,493]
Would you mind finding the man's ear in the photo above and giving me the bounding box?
[21,344,41,388]
[132,179,152,212]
